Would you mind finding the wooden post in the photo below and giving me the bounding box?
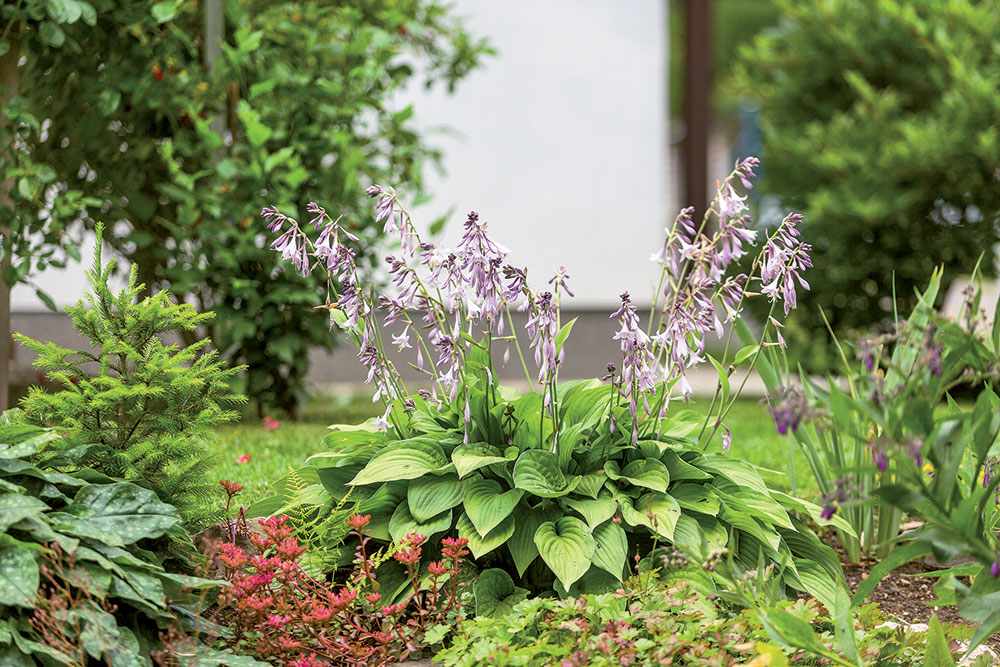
[683,0,712,220]
[0,29,20,412]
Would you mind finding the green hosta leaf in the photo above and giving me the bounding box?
[574,472,606,499]
[0,494,48,532]
[359,482,408,541]
[474,568,529,618]
[534,517,595,590]
[451,444,511,479]
[0,547,38,607]
[565,496,617,529]
[151,1,177,23]
[349,439,449,486]
[591,520,628,580]
[692,455,769,494]
[463,479,524,536]
[670,484,720,515]
[618,492,680,540]
[58,483,180,546]
[407,474,464,523]
[604,458,670,492]
[388,504,452,545]
[507,502,559,576]
[513,450,573,498]
[457,512,514,559]
[660,450,712,481]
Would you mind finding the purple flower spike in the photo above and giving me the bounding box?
[991,558,1000,579]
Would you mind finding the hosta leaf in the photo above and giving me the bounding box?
[513,450,572,498]
[474,568,529,618]
[564,496,617,529]
[507,502,559,576]
[0,494,48,532]
[660,450,711,481]
[359,482,408,541]
[451,444,510,479]
[604,458,670,492]
[58,483,180,546]
[349,438,449,486]
[574,472,606,499]
[388,504,452,545]
[591,520,628,580]
[457,512,514,559]
[534,517,595,590]
[618,492,680,540]
[0,547,38,607]
[670,484,720,515]
[692,455,769,494]
[463,479,524,536]
[407,475,464,523]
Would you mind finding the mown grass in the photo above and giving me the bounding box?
[203,391,820,512]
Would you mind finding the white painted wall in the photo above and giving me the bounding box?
[13,0,670,312]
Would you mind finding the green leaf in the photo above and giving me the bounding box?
[407,474,464,523]
[462,479,523,536]
[590,520,628,580]
[151,1,176,23]
[0,494,48,532]
[554,317,578,354]
[507,502,559,577]
[513,450,572,498]
[534,517,595,590]
[603,458,670,493]
[923,615,955,667]
[46,0,82,23]
[457,512,514,559]
[0,547,38,607]
[474,568,529,618]
[734,345,760,365]
[618,492,680,540]
[565,496,617,529]
[56,483,180,546]
[451,444,510,479]
[758,608,828,654]
[349,439,449,486]
[851,541,931,607]
[388,504,451,545]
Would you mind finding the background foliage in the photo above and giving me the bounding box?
[8,0,490,415]
[732,0,1000,368]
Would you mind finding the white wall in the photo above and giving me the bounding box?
[13,0,670,312]
[399,0,670,308]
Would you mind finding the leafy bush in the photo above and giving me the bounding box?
[213,512,470,666]
[733,0,1000,368]
[0,422,251,665]
[255,163,848,607]
[15,225,245,524]
[9,0,491,416]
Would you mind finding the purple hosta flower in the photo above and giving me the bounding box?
[819,476,852,520]
[717,275,746,323]
[502,264,529,305]
[611,292,657,445]
[652,299,709,399]
[458,210,508,259]
[372,407,391,433]
[765,385,810,436]
[716,216,757,271]
[306,202,326,230]
[857,337,879,373]
[391,327,412,351]
[908,436,925,467]
[549,266,574,299]
[526,291,561,383]
[435,334,462,401]
[601,363,617,383]
[358,342,396,403]
[734,157,760,190]
[271,230,310,277]
[716,182,748,225]
[721,423,731,453]
[767,316,786,349]
[760,213,812,315]
[336,278,367,331]
[992,557,1000,579]
[656,207,697,279]
[922,325,943,378]
[261,206,289,233]
[378,295,408,328]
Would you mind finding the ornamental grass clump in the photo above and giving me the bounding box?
[258,160,849,607]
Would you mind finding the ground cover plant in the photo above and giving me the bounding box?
[14,225,245,527]
[256,160,853,614]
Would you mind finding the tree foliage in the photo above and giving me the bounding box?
[12,0,490,414]
[733,0,1000,367]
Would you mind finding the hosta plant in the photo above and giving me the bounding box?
[257,160,849,605]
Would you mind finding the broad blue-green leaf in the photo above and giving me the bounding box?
[457,512,514,559]
[451,444,510,479]
[507,502,559,576]
[534,517,595,590]
[474,568,529,618]
[591,520,628,580]
[407,474,464,523]
[618,492,680,540]
[388,504,452,545]
[513,450,573,498]
[604,458,670,492]
[0,547,38,607]
[463,479,523,536]
[349,439,449,486]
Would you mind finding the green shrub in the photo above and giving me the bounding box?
[15,224,245,525]
[733,0,1000,368]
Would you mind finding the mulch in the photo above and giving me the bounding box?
[835,547,1000,651]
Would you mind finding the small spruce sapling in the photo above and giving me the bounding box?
[14,223,246,524]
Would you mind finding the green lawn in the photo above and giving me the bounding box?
[204,392,820,512]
